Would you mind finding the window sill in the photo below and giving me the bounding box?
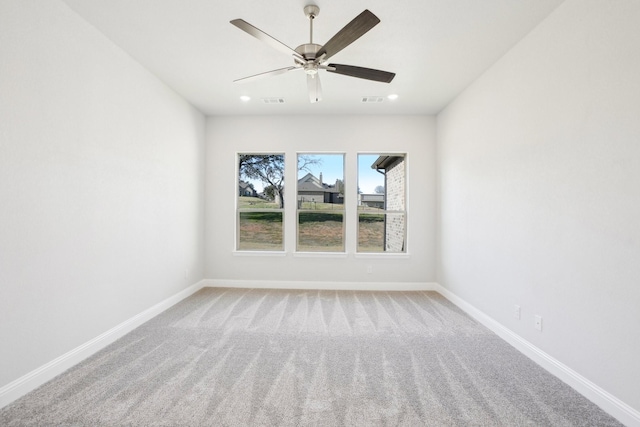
[233,250,287,257]
[232,251,409,259]
[354,252,410,259]
[294,251,348,258]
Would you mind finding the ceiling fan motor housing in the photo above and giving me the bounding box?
[295,43,322,61]
[295,44,323,75]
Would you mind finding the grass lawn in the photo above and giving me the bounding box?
[238,211,283,251]
[297,212,344,251]
[238,196,280,209]
[238,198,387,251]
[358,214,385,252]
[297,201,344,211]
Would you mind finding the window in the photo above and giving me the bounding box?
[237,154,285,251]
[297,154,345,252]
[235,152,407,254]
[357,154,406,253]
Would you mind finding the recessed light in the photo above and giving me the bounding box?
[240,95,251,102]
[387,94,399,100]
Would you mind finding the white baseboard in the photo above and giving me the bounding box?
[204,279,438,292]
[433,283,640,427]
[0,280,206,410]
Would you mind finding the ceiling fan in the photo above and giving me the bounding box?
[230,5,396,103]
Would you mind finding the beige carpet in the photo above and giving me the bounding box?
[0,287,621,426]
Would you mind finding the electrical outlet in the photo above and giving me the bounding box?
[366,265,373,274]
[514,305,521,320]
[534,315,543,331]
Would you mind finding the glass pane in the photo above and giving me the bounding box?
[298,212,344,252]
[297,154,345,208]
[238,212,283,251]
[297,154,344,252]
[237,153,284,252]
[358,213,385,252]
[358,154,406,210]
[358,153,406,253]
[357,154,385,203]
[384,212,406,252]
[358,213,406,253]
[238,154,285,209]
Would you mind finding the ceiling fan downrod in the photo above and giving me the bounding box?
[298,4,324,75]
[304,5,319,44]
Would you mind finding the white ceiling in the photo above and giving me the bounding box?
[60,0,564,116]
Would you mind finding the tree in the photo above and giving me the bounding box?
[239,154,321,209]
[374,185,385,194]
[297,155,322,173]
[262,185,276,201]
[239,155,285,207]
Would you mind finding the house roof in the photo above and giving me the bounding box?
[371,155,403,171]
[298,173,341,193]
[297,173,322,190]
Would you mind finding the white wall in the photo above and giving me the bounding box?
[437,0,640,416]
[0,0,205,388]
[206,115,436,287]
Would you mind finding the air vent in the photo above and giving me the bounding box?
[262,98,285,104]
[361,96,384,103]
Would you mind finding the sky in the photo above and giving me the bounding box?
[297,154,384,194]
[240,153,385,194]
[357,154,385,194]
[298,154,344,185]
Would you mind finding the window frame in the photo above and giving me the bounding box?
[235,152,286,253]
[356,153,408,254]
[233,151,409,257]
[295,152,346,254]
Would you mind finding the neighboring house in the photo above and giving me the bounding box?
[297,172,344,204]
[358,193,384,209]
[238,180,257,197]
[371,155,406,252]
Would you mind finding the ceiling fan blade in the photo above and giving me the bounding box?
[316,10,380,61]
[234,66,300,83]
[231,19,305,62]
[307,74,322,103]
[327,64,395,83]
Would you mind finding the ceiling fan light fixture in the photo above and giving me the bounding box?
[304,63,318,75]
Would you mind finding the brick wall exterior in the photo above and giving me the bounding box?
[385,158,405,252]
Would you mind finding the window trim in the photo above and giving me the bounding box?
[236,152,286,253]
[234,151,409,256]
[295,152,346,254]
[356,152,408,254]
